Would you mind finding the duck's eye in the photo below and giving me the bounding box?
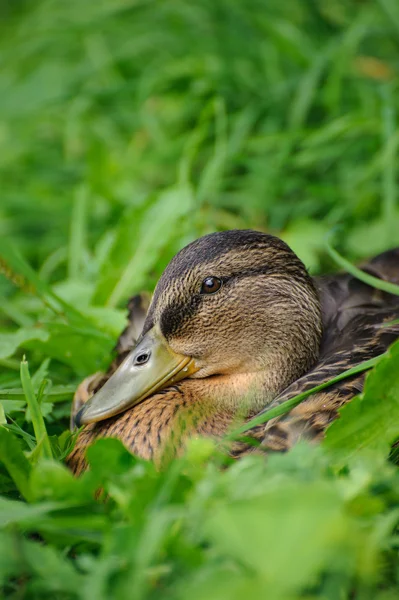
[200,276,222,295]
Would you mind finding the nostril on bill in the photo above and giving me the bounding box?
[73,406,85,428]
[134,351,151,366]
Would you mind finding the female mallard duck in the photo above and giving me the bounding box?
[68,230,399,474]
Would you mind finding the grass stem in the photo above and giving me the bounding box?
[20,358,53,460]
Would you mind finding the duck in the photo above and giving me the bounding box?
[67,230,399,474]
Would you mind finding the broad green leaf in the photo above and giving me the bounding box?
[282,218,329,272]
[86,438,137,477]
[0,497,63,527]
[0,328,49,360]
[30,460,95,503]
[324,340,399,463]
[0,496,107,542]
[18,536,83,594]
[30,322,114,374]
[83,306,127,338]
[346,213,399,258]
[204,480,351,597]
[0,400,25,414]
[0,531,21,585]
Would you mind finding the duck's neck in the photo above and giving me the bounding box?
[68,379,240,472]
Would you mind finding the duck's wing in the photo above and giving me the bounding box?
[249,308,399,453]
[245,247,399,453]
[317,247,399,333]
[70,293,151,427]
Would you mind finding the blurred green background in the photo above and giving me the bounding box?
[2,0,399,275]
[1,0,399,393]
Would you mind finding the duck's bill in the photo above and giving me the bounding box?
[75,325,198,426]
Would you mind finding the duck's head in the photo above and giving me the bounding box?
[76,230,323,425]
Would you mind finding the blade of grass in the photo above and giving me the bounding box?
[228,354,383,438]
[36,379,51,405]
[105,186,194,307]
[20,358,53,460]
[0,403,6,425]
[378,0,399,36]
[0,385,75,402]
[31,358,50,388]
[5,419,36,450]
[39,246,68,281]
[326,236,399,296]
[381,83,397,247]
[196,97,227,205]
[68,185,89,280]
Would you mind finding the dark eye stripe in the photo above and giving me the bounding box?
[200,276,222,295]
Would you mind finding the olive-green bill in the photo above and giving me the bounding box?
[75,325,198,426]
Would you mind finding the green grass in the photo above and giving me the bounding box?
[1,0,399,598]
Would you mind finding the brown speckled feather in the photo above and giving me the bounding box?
[244,308,399,454]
